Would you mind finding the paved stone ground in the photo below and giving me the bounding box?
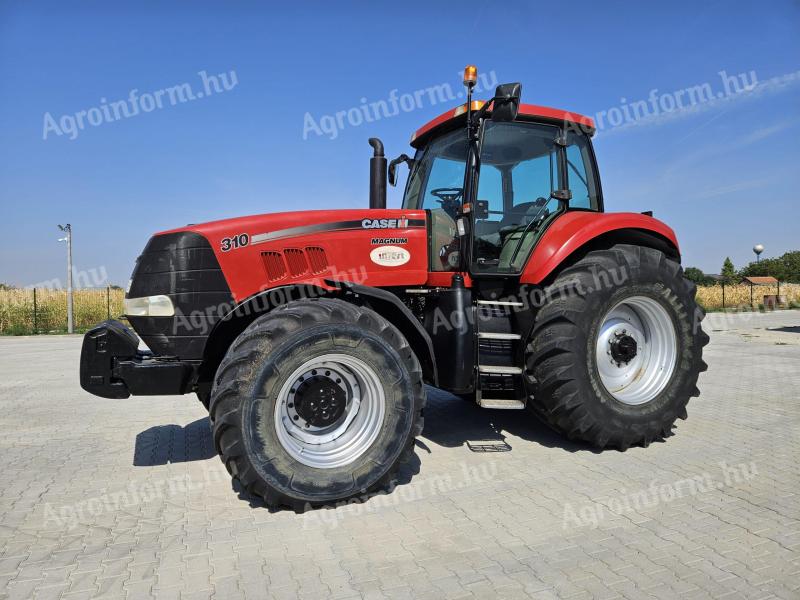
[0,310,798,600]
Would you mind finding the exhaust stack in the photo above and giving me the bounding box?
[368,138,387,209]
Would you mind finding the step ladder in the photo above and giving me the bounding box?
[475,300,526,409]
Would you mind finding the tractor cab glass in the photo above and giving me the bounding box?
[403,129,468,271]
[472,122,600,274]
[403,119,600,275]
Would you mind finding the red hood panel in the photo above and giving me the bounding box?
[159,209,429,302]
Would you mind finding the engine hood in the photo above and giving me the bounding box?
[159,209,422,240]
[157,208,430,302]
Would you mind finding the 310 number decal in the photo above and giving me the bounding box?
[220,233,249,252]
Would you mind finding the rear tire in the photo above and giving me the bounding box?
[209,298,425,510]
[526,244,708,450]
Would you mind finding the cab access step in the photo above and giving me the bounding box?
[475,299,526,409]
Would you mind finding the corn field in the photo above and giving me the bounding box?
[0,288,125,335]
[695,283,800,311]
[1,284,798,335]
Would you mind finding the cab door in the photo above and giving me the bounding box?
[470,122,601,275]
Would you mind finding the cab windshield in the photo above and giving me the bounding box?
[402,129,468,271]
[402,129,468,217]
[402,121,600,274]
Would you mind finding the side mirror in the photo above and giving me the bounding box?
[491,82,521,122]
[388,154,414,187]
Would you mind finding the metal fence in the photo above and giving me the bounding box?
[0,287,125,335]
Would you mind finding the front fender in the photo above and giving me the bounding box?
[327,280,438,387]
[519,211,680,284]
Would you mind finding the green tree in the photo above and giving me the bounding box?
[684,267,714,286]
[739,251,800,283]
[721,257,737,285]
[783,251,800,282]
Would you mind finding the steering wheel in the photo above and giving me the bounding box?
[430,187,463,203]
[430,187,463,219]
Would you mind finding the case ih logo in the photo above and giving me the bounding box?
[361,217,409,229]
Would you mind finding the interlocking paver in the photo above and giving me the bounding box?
[0,310,799,598]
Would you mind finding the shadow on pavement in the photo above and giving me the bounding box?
[421,386,600,454]
[133,418,216,466]
[132,385,599,511]
[768,326,800,334]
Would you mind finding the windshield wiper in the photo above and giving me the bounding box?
[507,189,572,267]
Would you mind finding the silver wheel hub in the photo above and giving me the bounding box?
[595,296,678,406]
[274,354,385,469]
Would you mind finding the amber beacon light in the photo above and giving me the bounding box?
[463,65,477,87]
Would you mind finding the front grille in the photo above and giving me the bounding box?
[126,231,233,360]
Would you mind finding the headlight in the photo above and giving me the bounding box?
[124,295,175,317]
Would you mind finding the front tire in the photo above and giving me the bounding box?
[526,244,708,450]
[209,299,425,510]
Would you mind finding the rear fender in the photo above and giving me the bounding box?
[520,212,680,285]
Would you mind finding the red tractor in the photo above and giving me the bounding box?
[80,67,708,510]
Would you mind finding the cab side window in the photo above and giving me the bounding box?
[565,133,599,210]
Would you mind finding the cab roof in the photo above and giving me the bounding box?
[410,101,596,148]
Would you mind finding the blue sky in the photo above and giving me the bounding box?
[0,0,798,286]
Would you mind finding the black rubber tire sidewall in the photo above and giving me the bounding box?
[582,282,692,422]
[526,244,707,448]
[241,323,416,503]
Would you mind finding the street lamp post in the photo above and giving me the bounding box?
[58,224,74,334]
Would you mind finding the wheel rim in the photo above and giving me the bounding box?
[595,296,678,406]
[273,353,385,469]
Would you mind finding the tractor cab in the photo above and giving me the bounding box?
[394,69,600,277]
